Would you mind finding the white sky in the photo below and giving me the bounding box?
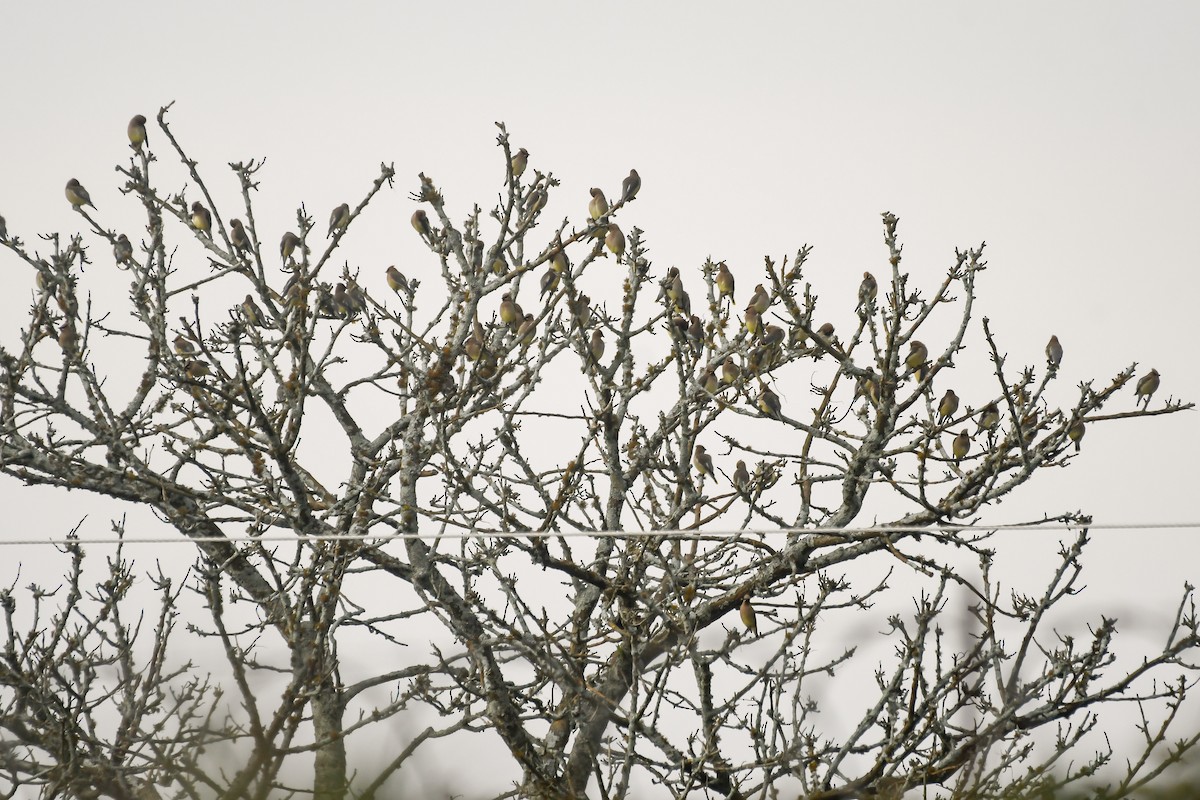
[1,1,1198,794]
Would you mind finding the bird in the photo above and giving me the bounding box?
[758,385,782,419]
[327,203,350,237]
[471,240,485,273]
[951,431,970,464]
[856,368,880,407]
[464,330,484,362]
[744,307,761,337]
[280,231,302,263]
[510,147,529,178]
[621,169,641,202]
[386,266,409,295]
[491,254,508,275]
[499,293,520,327]
[516,313,537,347]
[905,340,928,377]
[748,284,770,314]
[665,270,684,305]
[762,324,785,348]
[549,247,569,274]
[699,369,719,395]
[588,188,609,221]
[605,224,625,257]
[1067,418,1085,452]
[857,272,878,311]
[693,444,714,479]
[540,267,560,301]
[172,334,195,356]
[230,219,251,253]
[58,323,78,353]
[816,322,835,339]
[715,262,735,301]
[938,389,960,424]
[1046,335,1063,369]
[113,234,133,267]
[977,402,1000,432]
[721,356,741,386]
[184,360,211,380]
[190,202,212,235]
[525,187,547,216]
[589,329,605,368]
[1135,369,1160,409]
[241,295,269,327]
[332,283,353,317]
[411,209,433,242]
[740,597,758,636]
[65,179,95,209]
[686,316,704,356]
[732,460,750,494]
[569,293,592,330]
[127,115,148,152]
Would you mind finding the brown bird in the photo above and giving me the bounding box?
[1067,418,1085,452]
[491,254,508,275]
[184,360,211,380]
[525,187,547,216]
[715,262,735,301]
[816,322,835,342]
[758,385,782,419]
[686,315,705,355]
[605,224,625,257]
[241,294,268,327]
[589,328,605,366]
[858,271,878,311]
[516,313,537,347]
[65,178,95,209]
[748,284,770,314]
[540,267,560,300]
[58,323,78,353]
[411,209,433,242]
[951,430,970,464]
[905,340,928,376]
[856,368,880,406]
[464,328,484,361]
[699,368,719,395]
[499,293,520,326]
[938,389,960,424]
[386,266,409,295]
[740,597,758,636]
[510,147,529,178]
[173,334,195,356]
[1046,335,1063,369]
[762,324,785,348]
[570,293,592,329]
[280,231,302,263]
[693,444,714,479]
[190,202,212,235]
[588,187,609,221]
[128,114,148,151]
[113,234,133,267]
[1135,369,1160,409]
[327,203,350,237]
[621,169,641,202]
[744,307,761,337]
[977,401,1000,432]
[732,460,750,494]
[722,356,741,385]
[549,247,569,274]
[230,219,251,253]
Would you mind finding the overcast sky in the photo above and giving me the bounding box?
[1,1,1198,793]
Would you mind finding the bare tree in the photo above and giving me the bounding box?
[1,107,1196,800]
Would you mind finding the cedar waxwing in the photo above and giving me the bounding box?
[1067,418,1085,452]
[744,307,761,337]
[621,169,641,202]
[699,368,719,395]
[858,271,878,311]
[715,262,735,301]
[332,283,352,317]
[977,402,1000,433]
[386,266,410,295]
[280,231,302,263]
[569,293,591,329]
[525,188,547,216]
[740,597,758,636]
[816,322,835,339]
[499,293,519,326]
[589,329,605,366]
[464,331,484,362]
[113,234,133,267]
[748,284,769,314]
[190,202,212,235]
[905,340,928,375]
[1020,409,1040,441]
[540,267,560,300]
[1135,369,1160,409]
[65,179,95,209]
[687,315,704,356]
[491,254,508,275]
[510,147,529,178]
[675,289,692,318]
[241,294,268,327]
[605,224,625,257]
[722,356,741,385]
[856,368,879,406]
[951,430,970,464]
[411,209,433,242]
[58,323,78,352]
[127,115,148,151]
[173,334,195,356]
[327,203,350,238]
[758,385,782,419]
[762,324,785,348]
[230,219,251,253]
[693,444,714,478]
[666,271,684,306]
[938,389,960,424]
[1046,335,1063,369]
[346,280,366,314]
[732,460,750,494]
[550,247,568,274]
[184,360,211,380]
[471,240,485,273]
[516,313,536,346]
[588,188,609,221]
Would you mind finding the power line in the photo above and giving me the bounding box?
[2,521,1197,547]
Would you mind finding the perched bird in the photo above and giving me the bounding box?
[540,267,560,300]
[173,334,195,356]
[905,340,928,377]
[510,147,529,178]
[715,262,735,301]
[280,231,302,263]
[1135,369,1160,409]
[588,188,609,221]
[345,280,366,314]
[499,293,520,326]
[722,356,741,385]
[58,323,78,352]
[693,444,714,479]
[386,266,409,294]
[666,270,684,305]
[411,209,433,242]
[491,254,508,275]
[241,294,268,327]
[230,219,251,253]
[65,179,95,209]
[977,401,1000,432]
[699,369,719,395]
[686,315,704,356]
[1067,418,1085,452]
[740,597,758,636]
[516,313,537,347]
[464,330,484,362]
[744,307,761,337]
[675,289,692,318]
[762,324,785,348]
[856,368,880,406]
[127,114,148,152]
[184,360,211,380]
[938,389,960,424]
[471,240,485,273]
[748,284,770,314]
[816,322,836,342]
[525,187,547,216]
[857,271,878,311]
[758,385,782,419]
[589,329,605,367]
[732,460,750,494]
[549,247,569,274]
[605,224,625,257]
[327,203,350,237]
[332,283,352,317]
[190,202,212,235]
[621,169,641,202]
[951,430,970,464]
[1046,335,1063,369]
[569,293,592,330]
[113,234,133,267]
